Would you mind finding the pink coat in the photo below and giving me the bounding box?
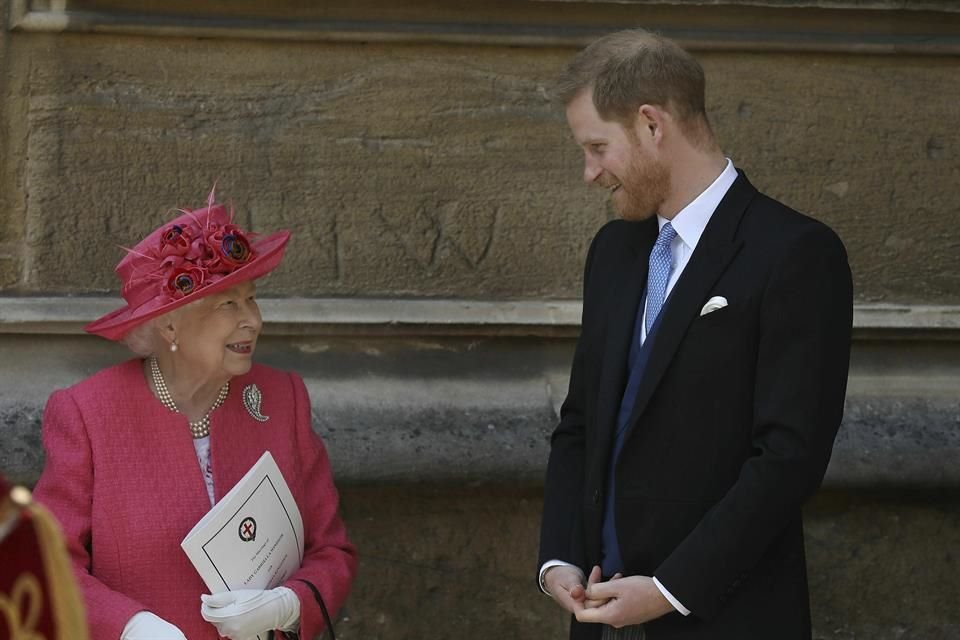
[33,360,357,639]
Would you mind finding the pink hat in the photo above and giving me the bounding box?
[85,191,290,341]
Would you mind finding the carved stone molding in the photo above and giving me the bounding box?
[9,0,960,54]
[2,296,959,339]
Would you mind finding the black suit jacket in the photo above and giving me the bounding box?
[539,172,853,640]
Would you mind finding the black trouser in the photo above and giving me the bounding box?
[600,625,646,640]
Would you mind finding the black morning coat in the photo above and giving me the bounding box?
[539,171,853,640]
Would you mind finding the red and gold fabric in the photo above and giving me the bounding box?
[0,480,88,640]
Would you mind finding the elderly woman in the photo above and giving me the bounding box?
[33,192,357,640]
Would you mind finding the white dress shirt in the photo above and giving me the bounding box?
[540,159,739,617]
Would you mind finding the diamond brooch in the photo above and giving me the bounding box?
[242,384,270,422]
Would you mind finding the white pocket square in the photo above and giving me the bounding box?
[700,296,728,316]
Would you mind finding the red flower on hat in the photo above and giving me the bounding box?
[166,265,208,299]
[202,223,256,274]
[220,228,255,266]
[158,223,194,259]
[120,196,272,307]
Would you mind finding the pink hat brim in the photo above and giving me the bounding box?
[84,230,290,341]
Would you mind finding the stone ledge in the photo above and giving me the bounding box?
[557,0,956,8]
[8,0,960,54]
[2,303,956,491]
[3,383,957,491]
[0,297,583,337]
[2,297,959,338]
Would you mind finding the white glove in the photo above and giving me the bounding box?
[200,586,300,639]
[121,611,188,640]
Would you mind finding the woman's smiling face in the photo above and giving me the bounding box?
[172,280,263,380]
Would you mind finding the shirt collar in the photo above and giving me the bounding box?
[658,158,738,251]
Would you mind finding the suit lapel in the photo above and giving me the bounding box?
[593,218,658,458]
[625,172,758,433]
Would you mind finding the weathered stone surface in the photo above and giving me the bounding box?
[805,491,960,639]
[0,29,956,302]
[573,0,960,10]
[5,388,959,490]
[3,334,959,489]
[0,257,19,288]
[11,36,602,298]
[12,0,960,46]
[0,6,28,284]
[333,487,960,639]
[831,396,960,489]
[338,486,568,639]
[706,53,960,304]
[0,404,43,486]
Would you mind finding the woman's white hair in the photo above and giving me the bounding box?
[121,318,162,357]
[120,306,188,357]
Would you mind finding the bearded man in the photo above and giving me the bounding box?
[537,29,853,640]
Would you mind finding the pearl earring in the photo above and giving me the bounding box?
[170,341,178,353]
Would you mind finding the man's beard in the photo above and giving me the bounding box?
[614,154,670,222]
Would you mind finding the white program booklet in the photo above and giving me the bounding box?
[181,451,304,596]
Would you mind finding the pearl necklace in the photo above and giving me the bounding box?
[149,356,229,439]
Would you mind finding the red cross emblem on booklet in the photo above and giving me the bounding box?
[238,517,257,542]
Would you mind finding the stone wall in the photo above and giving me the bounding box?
[1,1,959,638]
[1,3,958,301]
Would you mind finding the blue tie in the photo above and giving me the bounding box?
[645,222,677,336]
[600,221,678,577]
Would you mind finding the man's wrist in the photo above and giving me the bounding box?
[539,560,584,596]
[652,576,691,616]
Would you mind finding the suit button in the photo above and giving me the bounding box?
[593,489,601,504]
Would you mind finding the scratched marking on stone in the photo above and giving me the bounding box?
[374,201,499,271]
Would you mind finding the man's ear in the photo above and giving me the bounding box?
[635,104,669,144]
